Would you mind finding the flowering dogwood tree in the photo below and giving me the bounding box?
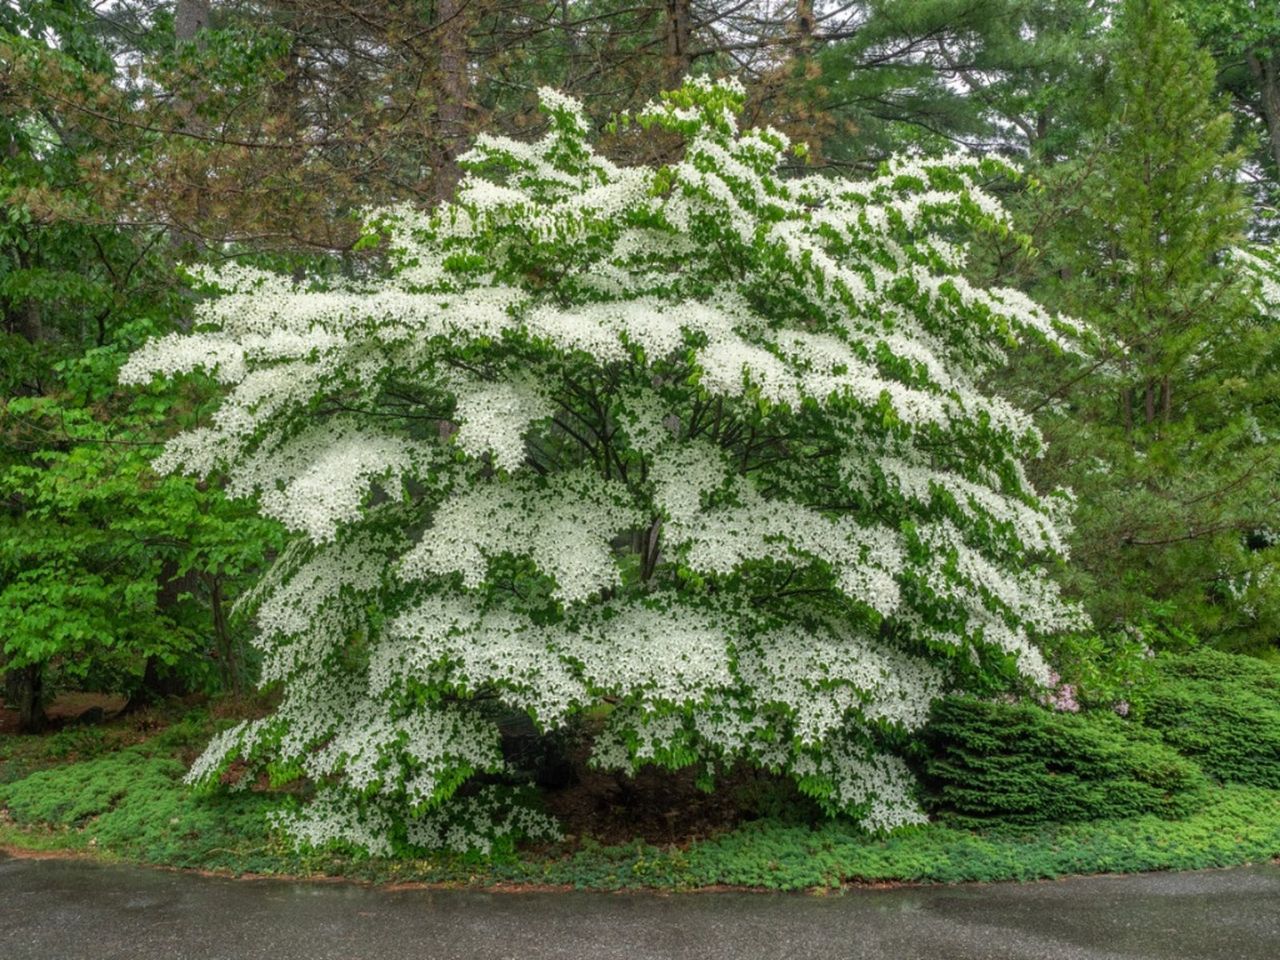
[122,78,1087,854]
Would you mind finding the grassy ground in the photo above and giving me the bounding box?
[2,708,1278,891]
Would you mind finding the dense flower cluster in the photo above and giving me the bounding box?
[1234,244,1280,321]
[123,78,1088,854]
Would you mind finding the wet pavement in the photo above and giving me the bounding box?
[1,855,1277,959]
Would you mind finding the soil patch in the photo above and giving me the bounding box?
[0,693,126,735]
[541,750,816,848]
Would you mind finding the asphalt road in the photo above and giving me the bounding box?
[1,855,1277,960]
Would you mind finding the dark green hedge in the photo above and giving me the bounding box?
[922,697,1207,827]
[1135,650,1280,789]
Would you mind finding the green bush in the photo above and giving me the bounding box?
[1135,650,1280,788]
[921,697,1207,827]
[0,733,281,870]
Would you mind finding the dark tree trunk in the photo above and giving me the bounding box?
[663,0,693,88]
[124,558,196,711]
[4,664,48,733]
[207,573,241,697]
[1247,50,1280,176]
[431,0,469,202]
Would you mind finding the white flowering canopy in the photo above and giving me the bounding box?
[123,78,1088,855]
[1235,244,1280,321]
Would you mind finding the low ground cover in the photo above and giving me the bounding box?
[2,651,1278,891]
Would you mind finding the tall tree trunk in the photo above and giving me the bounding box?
[175,0,211,44]
[12,252,42,343]
[5,136,42,343]
[432,0,469,202]
[207,573,241,698]
[171,0,212,247]
[4,664,48,733]
[125,558,196,711]
[663,0,692,89]
[1247,50,1280,176]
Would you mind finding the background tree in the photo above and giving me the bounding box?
[987,0,1280,648]
[1180,0,1280,218]
[1,2,280,730]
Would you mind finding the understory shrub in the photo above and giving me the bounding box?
[1135,650,1280,788]
[922,697,1207,827]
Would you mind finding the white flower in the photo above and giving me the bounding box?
[150,78,1088,853]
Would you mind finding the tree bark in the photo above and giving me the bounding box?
[124,558,196,711]
[4,664,48,733]
[171,0,212,247]
[663,0,693,89]
[12,260,42,342]
[208,573,241,698]
[431,0,469,202]
[5,136,42,343]
[1246,49,1280,176]
[174,0,211,44]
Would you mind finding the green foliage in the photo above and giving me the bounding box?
[0,339,284,703]
[921,697,1207,827]
[0,2,286,720]
[1039,629,1157,708]
[981,0,1280,652]
[0,717,282,870]
[1,714,1277,890]
[1135,650,1280,788]
[645,785,1280,889]
[2,1,1279,877]
[1178,0,1280,211]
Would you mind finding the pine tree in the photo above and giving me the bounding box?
[1022,0,1280,646]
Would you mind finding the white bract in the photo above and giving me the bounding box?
[122,78,1088,855]
[1233,244,1280,321]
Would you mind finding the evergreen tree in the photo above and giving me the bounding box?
[1179,0,1280,215]
[1012,0,1280,648]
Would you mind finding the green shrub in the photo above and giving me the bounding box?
[1135,650,1280,788]
[0,740,280,870]
[921,697,1207,827]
